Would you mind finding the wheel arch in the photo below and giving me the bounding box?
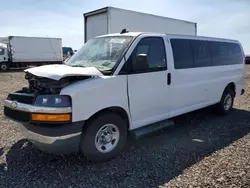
[217,82,236,115]
[224,82,236,96]
[83,106,131,131]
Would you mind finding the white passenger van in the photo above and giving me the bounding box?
[4,31,245,162]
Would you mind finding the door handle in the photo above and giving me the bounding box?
[167,73,171,85]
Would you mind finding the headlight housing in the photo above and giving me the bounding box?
[34,95,71,107]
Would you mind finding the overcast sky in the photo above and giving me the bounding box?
[1,0,250,53]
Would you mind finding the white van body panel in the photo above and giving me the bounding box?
[61,33,244,131]
[127,71,170,129]
[60,76,131,127]
[165,35,245,118]
[167,65,244,118]
[119,34,171,129]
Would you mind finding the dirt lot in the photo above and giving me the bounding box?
[0,68,250,187]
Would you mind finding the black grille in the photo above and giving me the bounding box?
[7,93,35,104]
[4,107,30,122]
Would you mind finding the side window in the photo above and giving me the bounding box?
[127,37,167,73]
[210,42,243,66]
[0,49,4,55]
[170,39,193,69]
[210,42,229,66]
[190,40,211,67]
[230,43,243,64]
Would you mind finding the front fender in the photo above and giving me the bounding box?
[60,75,131,125]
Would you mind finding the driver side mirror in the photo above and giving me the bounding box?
[133,54,149,72]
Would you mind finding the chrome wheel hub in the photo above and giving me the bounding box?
[224,94,232,111]
[95,124,120,153]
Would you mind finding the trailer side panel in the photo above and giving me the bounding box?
[109,7,196,36]
[10,37,62,63]
[85,12,108,42]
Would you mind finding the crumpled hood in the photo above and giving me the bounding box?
[24,64,103,80]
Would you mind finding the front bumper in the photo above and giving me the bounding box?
[4,99,84,154]
[20,122,84,154]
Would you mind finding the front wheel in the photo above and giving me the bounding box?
[0,63,9,71]
[80,112,127,162]
[216,88,235,115]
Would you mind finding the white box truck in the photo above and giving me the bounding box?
[0,36,63,71]
[84,7,197,42]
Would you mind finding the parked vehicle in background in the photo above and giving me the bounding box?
[4,32,245,162]
[245,55,250,64]
[0,42,7,67]
[62,46,74,61]
[84,6,197,42]
[0,36,63,71]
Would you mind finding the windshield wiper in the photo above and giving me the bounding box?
[70,65,86,67]
[100,69,112,75]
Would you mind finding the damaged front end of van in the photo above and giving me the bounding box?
[4,64,103,154]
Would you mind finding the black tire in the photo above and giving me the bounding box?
[0,63,9,71]
[216,87,235,115]
[80,112,128,162]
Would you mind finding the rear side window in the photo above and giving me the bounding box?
[231,43,243,64]
[171,39,243,69]
[170,39,193,69]
[190,40,211,67]
[210,42,243,66]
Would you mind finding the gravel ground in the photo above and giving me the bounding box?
[0,68,250,187]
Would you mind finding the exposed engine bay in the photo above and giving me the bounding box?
[21,72,91,95]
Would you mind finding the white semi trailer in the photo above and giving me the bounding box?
[0,36,63,71]
[84,7,197,42]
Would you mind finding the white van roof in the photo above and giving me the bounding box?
[97,32,239,43]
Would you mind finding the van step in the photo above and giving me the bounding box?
[132,119,174,139]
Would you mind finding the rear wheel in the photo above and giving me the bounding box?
[80,112,127,162]
[216,88,235,115]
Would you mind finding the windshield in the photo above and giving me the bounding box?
[66,36,133,72]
